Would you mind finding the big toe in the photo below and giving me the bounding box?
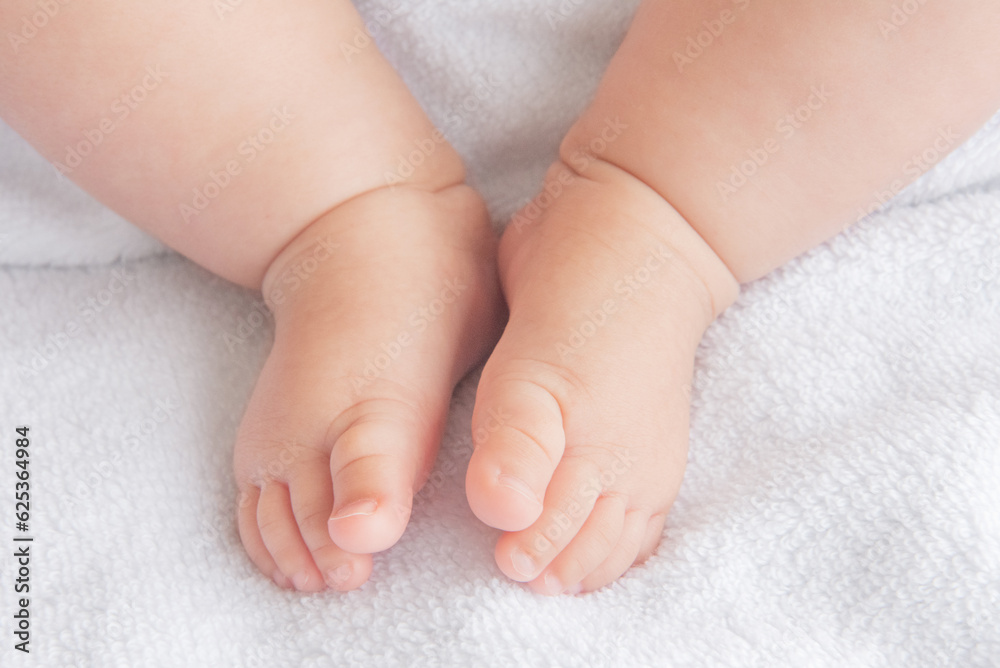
[466,360,569,532]
[327,398,440,554]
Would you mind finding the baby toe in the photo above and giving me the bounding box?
[579,509,659,593]
[256,480,325,592]
[493,453,613,582]
[466,372,567,532]
[287,461,371,591]
[237,486,284,586]
[529,494,628,596]
[327,406,431,555]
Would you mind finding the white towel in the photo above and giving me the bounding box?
[2,1,999,666]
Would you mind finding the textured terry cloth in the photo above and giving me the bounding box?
[1,0,1000,666]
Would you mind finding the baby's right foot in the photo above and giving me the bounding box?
[234,184,504,592]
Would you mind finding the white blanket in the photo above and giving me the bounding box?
[2,1,999,666]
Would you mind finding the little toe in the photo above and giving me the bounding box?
[257,481,325,592]
[237,486,283,585]
[466,373,566,532]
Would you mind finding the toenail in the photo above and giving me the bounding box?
[327,564,353,587]
[511,548,536,579]
[273,572,292,589]
[566,582,584,596]
[292,572,312,591]
[330,499,378,521]
[498,475,542,507]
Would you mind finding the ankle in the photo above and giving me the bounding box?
[515,158,740,330]
[261,183,496,320]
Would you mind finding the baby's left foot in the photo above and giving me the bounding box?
[467,159,738,594]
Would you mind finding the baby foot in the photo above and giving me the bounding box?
[235,184,504,592]
[466,160,738,594]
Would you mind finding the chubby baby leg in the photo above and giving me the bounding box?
[467,0,1000,593]
[0,0,504,590]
